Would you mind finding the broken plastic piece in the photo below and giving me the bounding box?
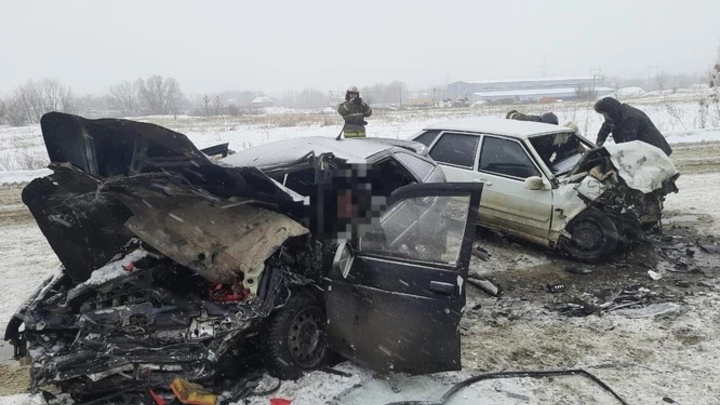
[647,270,662,280]
[209,283,246,302]
[546,283,566,293]
[270,399,292,405]
[149,389,166,405]
[170,377,217,405]
[123,262,135,272]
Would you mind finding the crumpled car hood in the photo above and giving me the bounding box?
[106,173,309,288]
[28,112,306,284]
[602,141,678,193]
[568,140,678,194]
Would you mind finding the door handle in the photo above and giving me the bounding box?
[429,281,455,296]
[473,178,492,186]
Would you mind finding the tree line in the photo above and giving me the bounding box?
[0,75,417,126]
[0,75,186,126]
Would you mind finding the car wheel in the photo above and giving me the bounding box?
[561,208,619,262]
[263,293,328,380]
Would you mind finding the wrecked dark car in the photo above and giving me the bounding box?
[412,117,679,262]
[4,112,482,402]
[220,135,441,198]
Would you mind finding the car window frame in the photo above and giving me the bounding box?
[393,151,438,182]
[526,131,595,178]
[353,183,482,270]
[477,134,545,181]
[428,131,482,170]
[411,130,442,148]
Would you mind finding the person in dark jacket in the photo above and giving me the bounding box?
[506,110,559,125]
[593,97,672,156]
[338,85,372,138]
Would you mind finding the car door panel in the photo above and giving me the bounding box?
[477,172,554,245]
[338,257,465,300]
[325,278,464,375]
[324,183,482,375]
[475,136,554,245]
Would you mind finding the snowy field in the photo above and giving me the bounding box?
[1,95,720,404]
[1,93,719,175]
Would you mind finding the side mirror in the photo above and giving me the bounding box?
[524,176,546,190]
[332,242,355,278]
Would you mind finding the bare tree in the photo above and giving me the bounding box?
[359,81,409,105]
[201,95,211,116]
[707,56,720,127]
[212,96,223,115]
[655,71,668,92]
[6,98,29,126]
[107,81,139,116]
[8,79,75,124]
[164,77,183,116]
[227,104,240,116]
[136,75,183,115]
[285,88,326,108]
[0,96,6,123]
[574,86,597,101]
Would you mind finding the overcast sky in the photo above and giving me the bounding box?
[1,0,719,96]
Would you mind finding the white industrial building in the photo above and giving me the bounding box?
[447,77,614,103]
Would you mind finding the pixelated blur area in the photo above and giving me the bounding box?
[315,162,388,243]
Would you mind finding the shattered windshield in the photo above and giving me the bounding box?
[529,132,593,175]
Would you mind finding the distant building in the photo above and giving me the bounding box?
[250,96,275,107]
[447,77,614,103]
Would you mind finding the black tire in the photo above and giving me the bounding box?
[561,208,619,262]
[263,293,328,380]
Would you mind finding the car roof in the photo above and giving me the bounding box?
[221,136,405,169]
[424,117,573,139]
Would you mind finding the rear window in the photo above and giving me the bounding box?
[412,130,441,147]
[394,152,434,180]
[429,133,479,168]
[284,168,316,196]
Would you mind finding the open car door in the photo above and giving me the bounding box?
[324,183,482,375]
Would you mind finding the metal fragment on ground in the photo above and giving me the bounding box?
[466,277,501,296]
[565,266,593,275]
[614,303,681,319]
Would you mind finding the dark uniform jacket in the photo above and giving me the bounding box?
[595,98,672,156]
[338,98,372,137]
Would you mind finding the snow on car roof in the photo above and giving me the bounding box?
[424,117,574,139]
[221,136,400,169]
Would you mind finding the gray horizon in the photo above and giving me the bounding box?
[1,0,719,96]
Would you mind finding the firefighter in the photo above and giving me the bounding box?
[337,85,372,138]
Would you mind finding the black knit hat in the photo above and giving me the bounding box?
[540,112,559,125]
[594,97,623,122]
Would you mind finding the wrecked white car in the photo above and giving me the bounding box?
[5,112,482,403]
[412,117,679,261]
